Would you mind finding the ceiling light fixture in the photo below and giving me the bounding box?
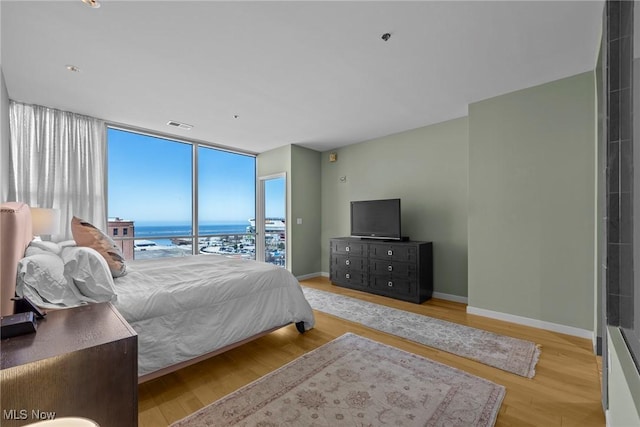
[81,0,101,8]
[167,120,193,130]
[381,33,391,41]
[66,65,81,73]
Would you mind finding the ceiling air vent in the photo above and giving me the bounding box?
[166,121,193,130]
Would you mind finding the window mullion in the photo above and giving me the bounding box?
[193,143,199,255]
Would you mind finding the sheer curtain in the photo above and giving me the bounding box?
[8,101,106,241]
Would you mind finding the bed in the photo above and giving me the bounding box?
[0,202,315,383]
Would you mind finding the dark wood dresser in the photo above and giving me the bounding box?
[1,302,138,427]
[330,237,433,303]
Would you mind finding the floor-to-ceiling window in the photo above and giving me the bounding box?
[197,145,257,258]
[107,127,256,260]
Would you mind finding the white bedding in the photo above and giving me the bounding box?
[112,255,315,377]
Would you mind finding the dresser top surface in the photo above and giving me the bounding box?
[331,237,432,245]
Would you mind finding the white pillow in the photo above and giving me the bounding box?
[61,246,118,303]
[58,240,78,248]
[24,240,62,257]
[16,253,84,308]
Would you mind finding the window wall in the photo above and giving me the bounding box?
[107,127,256,260]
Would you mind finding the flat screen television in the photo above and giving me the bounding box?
[350,198,401,240]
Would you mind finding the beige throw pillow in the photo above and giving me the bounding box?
[71,216,127,277]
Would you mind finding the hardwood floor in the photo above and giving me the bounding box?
[138,276,605,426]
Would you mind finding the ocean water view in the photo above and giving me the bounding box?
[134,222,250,245]
[111,219,285,265]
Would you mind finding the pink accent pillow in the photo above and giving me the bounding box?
[71,216,127,277]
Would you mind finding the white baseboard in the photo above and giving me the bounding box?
[296,272,325,281]
[466,305,594,339]
[307,273,467,304]
[432,292,468,304]
[301,274,591,339]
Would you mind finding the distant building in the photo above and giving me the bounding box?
[108,218,134,260]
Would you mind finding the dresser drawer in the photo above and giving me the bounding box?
[331,267,367,287]
[332,254,366,272]
[368,243,418,262]
[331,239,367,256]
[369,259,416,277]
[370,276,413,296]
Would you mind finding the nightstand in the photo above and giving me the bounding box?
[1,302,138,427]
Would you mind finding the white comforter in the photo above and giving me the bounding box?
[113,255,315,377]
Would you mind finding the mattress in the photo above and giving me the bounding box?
[112,255,315,376]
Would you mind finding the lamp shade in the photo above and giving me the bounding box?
[31,208,61,236]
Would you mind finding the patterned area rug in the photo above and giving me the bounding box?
[302,287,540,378]
[171,333,505,427]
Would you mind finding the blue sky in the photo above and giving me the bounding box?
[264,177,286,219]
[108,128,283,224]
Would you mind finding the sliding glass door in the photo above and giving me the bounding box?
[256,173,287,267]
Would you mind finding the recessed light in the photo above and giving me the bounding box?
[66,65,81,73]
[81,0,101,8]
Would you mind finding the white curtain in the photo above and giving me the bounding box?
[8,101,106,241]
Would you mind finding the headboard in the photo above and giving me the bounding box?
[0,202,33,316]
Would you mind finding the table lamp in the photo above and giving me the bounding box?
[31,207,61,238]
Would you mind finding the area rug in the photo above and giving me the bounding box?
[171,333,505,427]
[302,287,540,378]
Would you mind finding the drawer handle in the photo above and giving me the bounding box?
[345,273,351,279]
[345,259,350,265]
[387,265,393,272]
[388,281,393,287]
[387,250,393,256]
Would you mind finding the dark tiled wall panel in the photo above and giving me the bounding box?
[607,0,634,329]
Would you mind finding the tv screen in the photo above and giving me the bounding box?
[350,198,401,240]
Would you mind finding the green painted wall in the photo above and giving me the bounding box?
[468,71,596,330]
[290,145,322,277]
[257,144,291,178]
[257,144,322,277]
[320,118,469,297]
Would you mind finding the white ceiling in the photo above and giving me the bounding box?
[1,1,604,154]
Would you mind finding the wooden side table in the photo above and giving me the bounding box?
[1,303,138,427]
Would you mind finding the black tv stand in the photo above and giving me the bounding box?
[329,237,433,303]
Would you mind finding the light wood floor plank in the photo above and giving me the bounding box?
[138,276,605,427]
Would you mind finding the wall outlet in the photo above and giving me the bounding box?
[296,218,303,225]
